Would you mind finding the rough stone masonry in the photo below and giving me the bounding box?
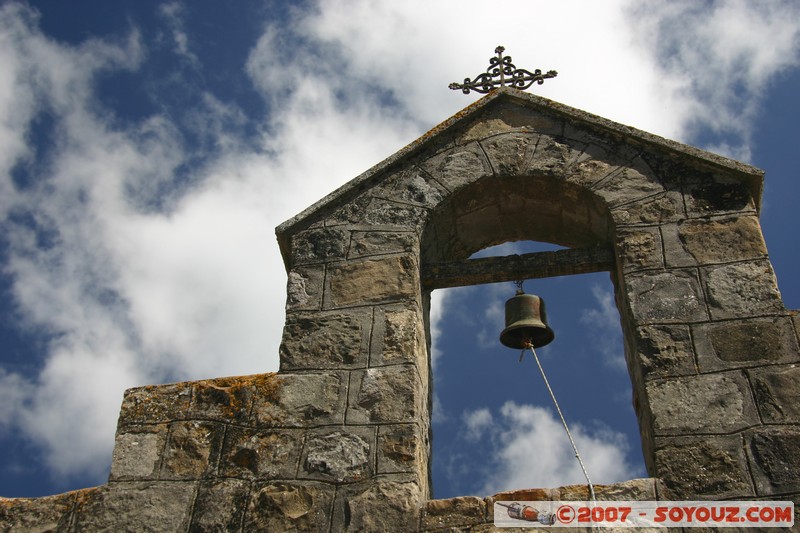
[2,87,798,532]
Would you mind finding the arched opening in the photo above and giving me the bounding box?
[421,173,649,498]
[429,240,646,498]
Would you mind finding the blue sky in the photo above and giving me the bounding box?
[0,0,799,499]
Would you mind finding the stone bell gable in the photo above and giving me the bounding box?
[2,87,798,531]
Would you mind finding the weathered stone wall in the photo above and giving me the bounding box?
[2,88,798,532]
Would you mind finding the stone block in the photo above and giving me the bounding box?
[109,425,167,481]
[485,488,555,524]
[280,311,369,370]
[189,374,266,423]
[746,428,800,495]
[616,228,664,272]
[362,199,429,230]
[704,261,784,320]
[624,270,708,324]
[634,325,696,380]
[459,117,516,144]
[420,142,493,192]
[422,496,486,530]
[160,421,224,480]
[794,311,800,343]
[328,255,418,307]
[376,169,446,208]
[347,366,420,424]
[73,482,196,532]
[328,194,371,225]
[378,424,424,474]
[455,204,505,250]
[0,491,75,532]
[555,478,658,502]
[693,317,799,372]
[655,436,753,499]
[333,478,421,532]
[348,230,418,259]
[118,381,192,428]
[244,481,335,532]
[676,216,766,264]
[591,157,665,208]
[610,191,684,226]
[285,266,324,311]
[372,307,427,370]
[480,132,537,176]
[220,427,302,480]
[684,178,755,215]
[189,478,249,532]
[660,222,697,269]
[564,145,624,189]
[252,371,347,427]
[291,227,349,265]
[461,102,564,143]
[594,478,658,501]
[299,427,375,483]
[647,372,757,435]
[749,365,800,423]
[524,134,584,178]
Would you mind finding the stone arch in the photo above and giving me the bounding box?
[271,90,797,528]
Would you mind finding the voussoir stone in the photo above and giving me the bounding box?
[420,143,493,191]
[480,132,537,176]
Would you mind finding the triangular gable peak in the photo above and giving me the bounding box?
[276,86,763,270]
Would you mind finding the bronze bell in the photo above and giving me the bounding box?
[499,289,555,349]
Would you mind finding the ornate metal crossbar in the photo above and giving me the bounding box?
[449,46,557,94]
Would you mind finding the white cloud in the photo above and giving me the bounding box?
[474,401,641,495]
[580,284,626,370]
[0,369,33,428]
[0,0,798,490]
[628,0,800,159]
[462,407,494,442]
[157,2,200,67]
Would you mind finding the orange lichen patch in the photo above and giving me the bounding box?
[72,486,106,509]
[119,382,192,426]
[490,487,555,502]
[192,373,281,420]
[0,486,105,508]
